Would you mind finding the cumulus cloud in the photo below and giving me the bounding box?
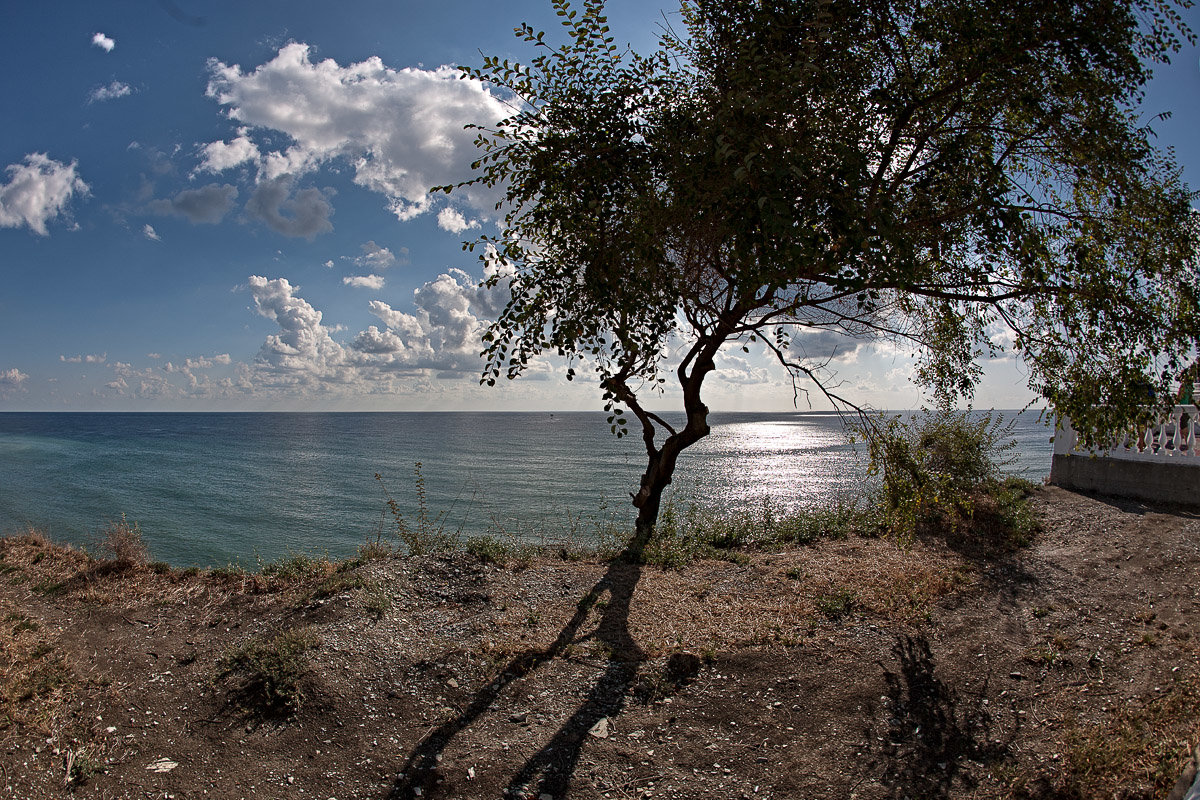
[0,154,89,235]
[355,240,396,270]
[164,354,232,372]
[142,223,160,241]
[245,276,350,382]
[101,355,246,400]
[245,178,333,238]
[88,81,133,103]
[202,43,508,220]
[196,130,260,174]
[351,325,405,354]
[60,354,107,364]
[236,261,513,397]
[0,368,29,392]
[713,353,774,386]
[436,207,479,234]
[149,182,238,223]
[106,362,173,398]
[92,32,115,52]
[343,275,385,290]
[349,266,509,372]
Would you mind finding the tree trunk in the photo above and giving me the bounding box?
[631,396,713,543]
[625,319,734,548]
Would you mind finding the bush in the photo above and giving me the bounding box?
[99,514,149,567]
[867,409,1020,536]
[214,628,318,715]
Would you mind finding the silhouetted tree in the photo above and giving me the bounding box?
[447,0,1199,535]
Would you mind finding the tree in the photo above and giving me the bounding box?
[447,0,1199,538]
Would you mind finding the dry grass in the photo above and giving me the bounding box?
[97,514,149,567]
[1055,669,1200,798]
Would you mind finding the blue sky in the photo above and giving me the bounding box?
[2,0,1198,412]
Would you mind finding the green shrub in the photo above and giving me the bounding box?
[215,629,318,715]
[815,587,858,620]
[259,553,331,582]
[635,494,868,568]
[465,535,511,564]
[866,409,1020,537]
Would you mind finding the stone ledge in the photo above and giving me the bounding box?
[1050,453,1200,509]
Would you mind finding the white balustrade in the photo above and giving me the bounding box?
[1054,405,1200,462]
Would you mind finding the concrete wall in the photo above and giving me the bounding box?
[1050,453,1200,508]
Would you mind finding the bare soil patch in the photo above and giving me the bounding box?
[1,486,1199,799]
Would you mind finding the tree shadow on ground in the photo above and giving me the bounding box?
[916,504,1040,605]
[388,529,656,800]
[868,635,1015,799]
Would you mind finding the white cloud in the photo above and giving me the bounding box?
[203,43,508,220]
[60,354,107,364]
[355,240,396,270]
[0,368,28,392]
[713,353,774,386]
[323,259,334,268]
[197,130,261,174]
[245,276,351,383]
[343,275,385,290]
[245,178,333,238]
[106,362,174,398]
[142,223,160,241]
[0,154,89,235]
[230,263,515,400]
[149,182,238,223]
[92,32,115,52]
[349,267,508,372]
[351,325,405,354]
[89,81,133,103]
[437,207,479,234]
[164,354,232,372]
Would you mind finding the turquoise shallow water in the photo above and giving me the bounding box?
[0,411,1053,567]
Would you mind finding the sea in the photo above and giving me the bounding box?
[0,411,1054,568]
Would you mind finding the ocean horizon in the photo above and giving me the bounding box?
[0,410,1054,568]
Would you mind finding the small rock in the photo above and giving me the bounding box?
[1009,672,1026,680]
[146,758,178,773]
[467,767,475,780]
[589,718,610,739]
[509,713,527,724]
[447,678,459,688]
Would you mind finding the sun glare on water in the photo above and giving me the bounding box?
[679,417,868,513]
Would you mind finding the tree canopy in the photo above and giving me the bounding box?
[448,0,1199,535]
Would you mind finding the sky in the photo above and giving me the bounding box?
[1,0,1199,413]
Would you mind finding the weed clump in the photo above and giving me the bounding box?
[98,514,149,567]
[635,495,868,568]
[376,463,460,555]
[214,628,319,716]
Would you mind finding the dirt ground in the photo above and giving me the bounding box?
[2,485,1199,799]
